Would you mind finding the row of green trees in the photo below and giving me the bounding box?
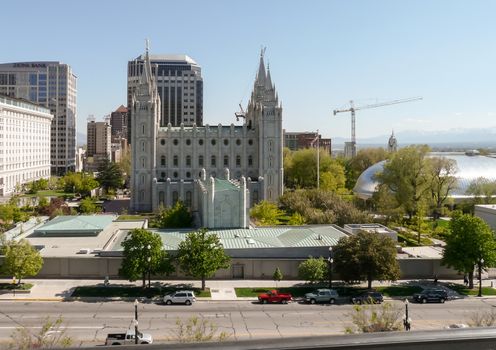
[295,212,496,291]
[298,230,399,288]
[119,228,230,290]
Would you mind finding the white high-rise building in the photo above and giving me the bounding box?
[0,62,77,176]
[0,95,52,196]
[130,47,283,228]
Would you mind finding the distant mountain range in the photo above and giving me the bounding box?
[77,127,496,149]
[332,127,496,149]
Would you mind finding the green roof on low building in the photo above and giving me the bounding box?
[214,178,238,192]
[32,215,116,237]
[111,225,347,251]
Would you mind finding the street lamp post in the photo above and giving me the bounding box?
[328,247,333,289]
[134,299,139,344]
[147,256,151,289]
[478,258,485,297]
[403,299,411,331]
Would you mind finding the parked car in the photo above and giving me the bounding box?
[257,290,292,304]
[163,290,196,305]
[105,330,153,345]
[304,289,339,304]
[351,291,384,304]
[413,289,449,303]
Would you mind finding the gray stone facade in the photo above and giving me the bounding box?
[130,47,283,228]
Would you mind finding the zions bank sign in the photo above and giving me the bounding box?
[13,63,47,68]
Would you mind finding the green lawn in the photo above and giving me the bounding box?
[117,215,149,221]
[447,283,496,296]
[71,285,211,298]
[22,190,74,198]
[0,283,33,290]
[235,285,422,298]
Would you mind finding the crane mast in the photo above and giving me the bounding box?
[333,97,422,158]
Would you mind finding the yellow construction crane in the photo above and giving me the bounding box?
[333,97,423,157]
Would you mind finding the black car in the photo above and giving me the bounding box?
[351,291,384,304]
[413,289,449,303]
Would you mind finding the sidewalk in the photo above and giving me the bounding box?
[0,278,493,302]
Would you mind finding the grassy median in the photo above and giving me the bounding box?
[72,285,211,298]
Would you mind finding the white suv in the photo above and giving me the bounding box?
[163,290,196,305]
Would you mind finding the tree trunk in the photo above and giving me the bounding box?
[367,275,372,290]
[469,270,474,289]
[142,272,146,288]
[201,275,206,291]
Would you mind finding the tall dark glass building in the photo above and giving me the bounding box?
[127,54,203,142]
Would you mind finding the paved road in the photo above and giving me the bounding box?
[0,298,494,347]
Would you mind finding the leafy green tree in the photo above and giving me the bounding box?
[427,157,458,218]
[79,197,98,214]
[26,178,49,195]
[333,231,400,289]
[250,200,285,225]
[2,239,43,284]
[442,213,496,289]
[345,148,389,190]
[96,159,124,191]
[59,172,99,197]
[78,174,99,197]
[155,201,192,228]
[0,204,15,223]
[176,228,230,290]
[119,228,174,288]
[298,256,327,284]
[466,177,496,205]
[376,145,431,218]
[273,267,283,287]
[284,148,346,192]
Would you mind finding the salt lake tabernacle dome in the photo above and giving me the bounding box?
[353,152,496,200]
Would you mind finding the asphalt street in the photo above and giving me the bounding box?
[0,298,494,347]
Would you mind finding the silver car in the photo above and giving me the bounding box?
[304,289,339,304]
[163,290,196,305]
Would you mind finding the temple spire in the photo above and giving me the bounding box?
[265,63,273,90]
[256,47,266,85]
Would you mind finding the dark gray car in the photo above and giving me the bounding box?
[304,289,339,304]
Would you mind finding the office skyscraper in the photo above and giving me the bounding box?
[0,61,77,175]
[127,54,203,141]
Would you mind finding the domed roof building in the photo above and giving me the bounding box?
[354,152,496,200]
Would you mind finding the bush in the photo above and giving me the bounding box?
[279,189,369,226]
[467,309,496,327]
[154,201,192,228]
[345,302,403,333]
[171,316,230,343]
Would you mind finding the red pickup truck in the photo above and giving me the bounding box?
[258,290,292,304]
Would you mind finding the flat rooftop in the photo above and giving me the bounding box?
[21,216,145,257]
[110,225,348,251]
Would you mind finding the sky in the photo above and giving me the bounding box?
[2,0,496,142]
